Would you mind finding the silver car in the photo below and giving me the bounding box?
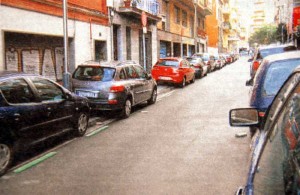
[72,62,157,118]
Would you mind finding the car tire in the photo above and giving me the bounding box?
[191,75,195,83]
[0,142,13,176]
[121,99,132,119]
[148,88,157,105]
[74,112,89,136]
[180,77,186,88]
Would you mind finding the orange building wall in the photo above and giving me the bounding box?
[159,0,194,38]
[1,0,108,25]
[206,1,218,48]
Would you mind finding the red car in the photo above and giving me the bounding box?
[151,57,195,87]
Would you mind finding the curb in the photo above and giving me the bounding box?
[87,85,174,128]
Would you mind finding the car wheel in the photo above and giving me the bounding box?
[74,112,89,136]
[148,88,157,105]
[121,99,132,118]
[180,77,186,88]
[191,75,195,83]
[0,142,13,176]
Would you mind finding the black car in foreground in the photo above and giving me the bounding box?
[0,71,90,176]
[230,66,300,194]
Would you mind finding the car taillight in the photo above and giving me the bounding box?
[253,61,260,71]
[259,112,265,117]
[110,85,125,93]
[108,99,118,104]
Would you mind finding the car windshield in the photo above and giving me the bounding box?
[260,47,285,58]
[262,59,300,96]
[73,67,115,81]
[157,60,179,67]
[190,59,199,64]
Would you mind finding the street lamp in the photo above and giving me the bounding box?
[63,0,71,90]
[107,0,114,61]
[194,1,197,51]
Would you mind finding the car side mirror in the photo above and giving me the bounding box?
[229,108,259,126]
[147,73,152,80]
[246,78,253,86]
[65,92,74,101]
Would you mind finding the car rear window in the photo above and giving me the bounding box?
[263,59,300,96]
[157,60,179,67]
[73,66,115,81]
[260,48,285,58]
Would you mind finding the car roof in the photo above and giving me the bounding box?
[263,51,300,64]
[259,43,296,50]
[77,60,139,68]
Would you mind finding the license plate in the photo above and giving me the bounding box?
[159,76,171,80]
[76,91,97,98]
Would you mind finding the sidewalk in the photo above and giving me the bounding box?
[87,84,174,127]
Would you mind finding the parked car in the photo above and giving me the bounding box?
[72,62,157,118]
[229,66,300,194]
[213,54,224,69]
[192,53,216,72]
[247,51,300,136]
[223,53,233,64]
[248,44,297,79]
[151,57,195,87]
[0,71,90,176]
[186,57,208,78]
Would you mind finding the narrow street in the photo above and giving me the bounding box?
[0,57,252,194]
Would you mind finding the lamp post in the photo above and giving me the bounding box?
[62,0,71,90]
[193,0,197,54]
[107,0,114,61]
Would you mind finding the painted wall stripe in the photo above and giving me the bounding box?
[13,152,57,173]
[85,126,109,137]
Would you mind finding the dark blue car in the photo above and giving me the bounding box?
[248,51,300,135]
[0,71,90,176]
[230,67,300,194]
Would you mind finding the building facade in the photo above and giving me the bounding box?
[157,0,212,58]
[1,0,109,81]
[109,0,161,72]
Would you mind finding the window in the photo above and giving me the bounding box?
[95,40,107,62]
[253,74,300,194]
[174,6,180,24]
[0,78,35,104]
[262,59,300,96]
[119,69,126,80]
[73,67,115,82]
[31,77,64,102]
[133,65,147,79]
[182,10,187,27]
[124,66,139,79]
[158,60,179,67]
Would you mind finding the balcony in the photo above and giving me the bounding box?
[195,0,213,16]
[222,22,231,30]
[222,4,230,15]
[197,27,207,39]
[118,0,161,23]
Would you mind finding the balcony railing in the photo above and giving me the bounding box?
[135,0,159,15]
[223,22,231,30]
[197,27,207,39]
[118,0,161,22]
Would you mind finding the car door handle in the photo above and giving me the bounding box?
[14,113,20,121]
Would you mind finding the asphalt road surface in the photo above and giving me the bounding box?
[0,57,252,195]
